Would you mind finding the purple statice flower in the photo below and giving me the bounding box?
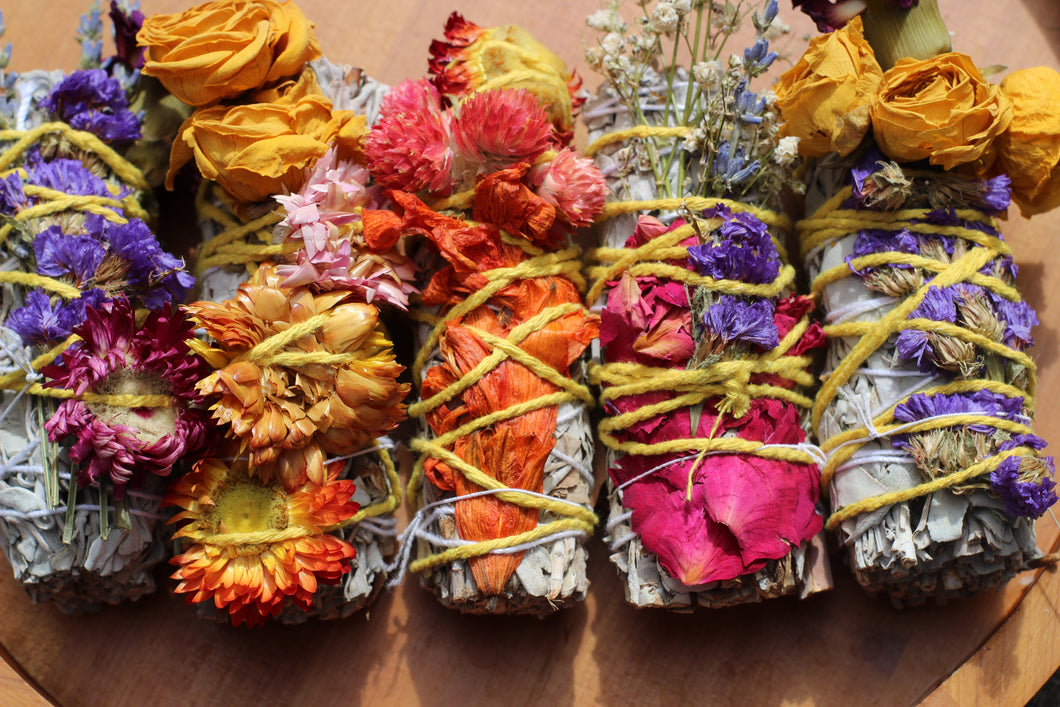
[990,455,1057,518]
[847,228,919,274]
[895,285,959,368]
[702,295,779,350]
[894,389,1026,437]
[894,329,934,370]
[104,217,195,306]
[909,285,957,322]
[108,1,146,71]
[977,175,1011,212]
[989,295,1038,348]
[11,149,124,205]
[999,434,1049,452]
[6,288,106,347]
[850,147,886,199]
[981,255,1018,281]
[922,208,961,227]
[33,226,106,286]
[39,69,141,145]
[689,206,780,284]
[0,171,28,214]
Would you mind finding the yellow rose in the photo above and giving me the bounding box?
[995,67,1060,217]
[137,0,322,107]
[166,70,366,203]
[871,52,1012,171]
[774,17,882,158]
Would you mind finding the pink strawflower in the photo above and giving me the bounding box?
[275,148,419,308]
[450,88,555,176]
[528,147,608,228]
[42,298,210,499]
[365,79,455,196]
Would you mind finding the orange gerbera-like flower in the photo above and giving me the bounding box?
[166,454,359,626]
[185,263,408,484]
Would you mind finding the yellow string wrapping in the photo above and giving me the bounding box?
[406,233,598,575]
[587,130,821,489]
[798,186,1044,530]
[0,125,166,409]
[192,181,287,276]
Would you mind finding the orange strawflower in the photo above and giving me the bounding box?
[166,454,358,626]
[185,263,408,485]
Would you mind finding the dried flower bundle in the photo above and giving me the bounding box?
[368,13,605,615]
[138,0,410,624]
[584,0,832,609]
[0,3,204,611]
[779,6,1058,604]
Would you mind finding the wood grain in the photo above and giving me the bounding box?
[0,2,1058,705]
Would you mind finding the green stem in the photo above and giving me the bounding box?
[861,0,952,70]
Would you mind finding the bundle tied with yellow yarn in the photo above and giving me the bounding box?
[137,1,410,625]
[582,0,832,610]
[0,7,209,612]
[779,7,1059,604]
[366,13,604,615]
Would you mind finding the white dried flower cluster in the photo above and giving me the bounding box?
[586,1,800,204]
[692,60,722,90]
[587,8,626,33]
[649,2,681,35]
[773,136,800,166]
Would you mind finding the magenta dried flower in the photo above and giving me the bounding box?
[41,297,210,498]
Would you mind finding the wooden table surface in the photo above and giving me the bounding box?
[1,1,1059,705]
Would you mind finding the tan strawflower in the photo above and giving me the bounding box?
[185,263,408,484]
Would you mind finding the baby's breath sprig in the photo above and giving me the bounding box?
[586,0,801,207]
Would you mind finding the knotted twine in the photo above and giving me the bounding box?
[405,228,598,576]
[585,124,823,499]
[799,185,1044,531]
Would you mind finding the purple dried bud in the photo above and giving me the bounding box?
[702,295,779,350]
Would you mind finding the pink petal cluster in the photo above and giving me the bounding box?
[41,298,211,498]
[602,215,826,586]
[365,82,607,230]
[275,148,419,309]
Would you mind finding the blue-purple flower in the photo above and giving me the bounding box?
[893,389,1026,440]
[702,295,779,350]
[33,226,106,286]
[989,295,1038,349]
[689,206,780,285]
[990,455,1057,518]
[6,288,105,346]
[39,69,141,144]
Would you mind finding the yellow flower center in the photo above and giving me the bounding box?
[211,480,288,535]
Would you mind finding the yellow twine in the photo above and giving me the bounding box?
[587,175,820,480]
[407,234,599,572]
[797,186,1043,530]
[0,123,148,190]
[193,181,285,275]
[0,126,170,409]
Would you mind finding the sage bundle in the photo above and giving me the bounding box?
[136,0,410,625]
[584,0,831,609]
[0,6,203,611]
[367,13,604,615]
[780,5,1058,604]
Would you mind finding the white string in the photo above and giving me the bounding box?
[825,295,897,325]
[385,486,593,589]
